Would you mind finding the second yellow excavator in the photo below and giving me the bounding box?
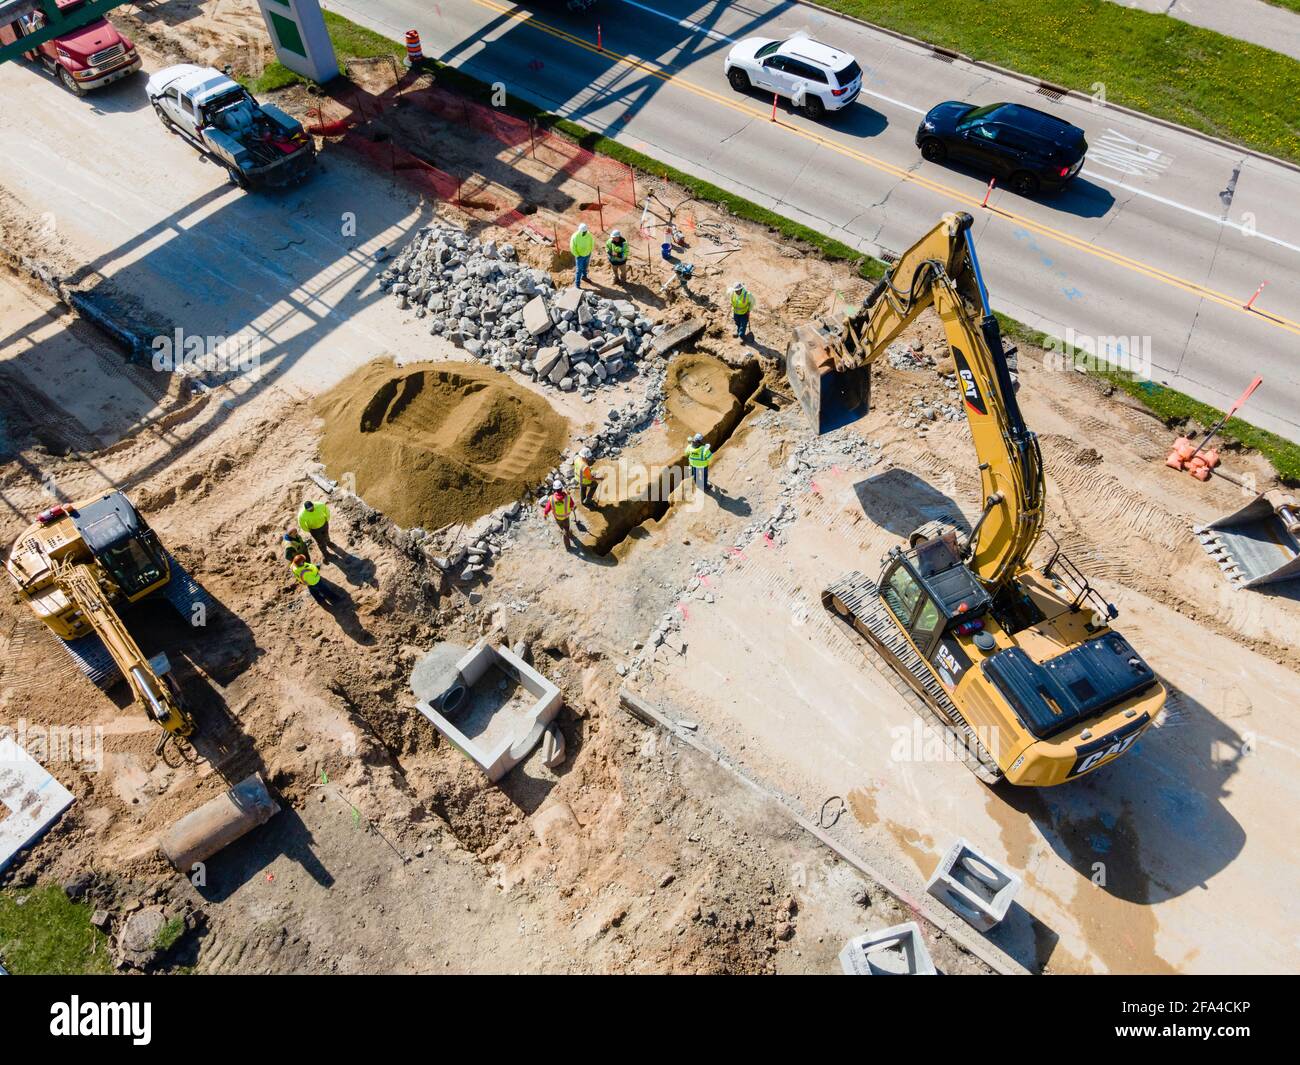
[5,491,211,747]
[788,212,1165,786]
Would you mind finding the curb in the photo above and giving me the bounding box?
[798,0,1300,175]
[0,243,152,361]
[619,687,1030,975]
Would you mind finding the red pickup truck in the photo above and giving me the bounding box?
[0,0,141,94]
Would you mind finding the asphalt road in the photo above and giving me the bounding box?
[325,0,1300,443]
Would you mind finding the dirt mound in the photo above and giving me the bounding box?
[314,360,567,529]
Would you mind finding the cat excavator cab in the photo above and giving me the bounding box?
[791,212,1165,785]
[5,491,211,746]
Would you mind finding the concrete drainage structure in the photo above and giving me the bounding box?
[0,727,74,875]
[925,837,1022,933]
[839,922,937,975]
[412,640,563,782]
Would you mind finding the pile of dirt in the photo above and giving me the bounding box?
[314,359,567,529]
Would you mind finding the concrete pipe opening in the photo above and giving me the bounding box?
[439,683,468,715]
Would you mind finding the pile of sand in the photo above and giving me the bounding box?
[313,360,567,529]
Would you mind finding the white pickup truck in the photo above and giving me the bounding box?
[145,64,315,190]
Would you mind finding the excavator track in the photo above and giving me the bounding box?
[60,632,120,688]
[823,571,1003,785]
[162,552,215,626]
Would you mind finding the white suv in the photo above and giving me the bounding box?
[724,37,862,119]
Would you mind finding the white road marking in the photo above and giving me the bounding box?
[1081,169,1300,255]
[617,0,735,44]
[1088,127,1172,179]
[861,89,925,114]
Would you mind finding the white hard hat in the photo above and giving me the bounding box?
[730,281,744,292]
[577,223,589,233]
[611,229,622,239]
[580,447,593,459]
[692,433,704,444]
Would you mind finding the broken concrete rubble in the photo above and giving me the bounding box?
[382,225,657,395]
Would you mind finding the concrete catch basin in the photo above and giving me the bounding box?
[411,640,563,782]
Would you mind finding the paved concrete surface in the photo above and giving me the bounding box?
[1110,0,1300,62]
[0,61,439,409]
[325,0,1300,442]
[654,470,1300,974]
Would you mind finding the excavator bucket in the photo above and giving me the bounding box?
[1194,490,1300,588]
[786,321,871,434]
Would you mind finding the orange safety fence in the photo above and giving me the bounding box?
[308,77,642,243]
[397,82,639,213]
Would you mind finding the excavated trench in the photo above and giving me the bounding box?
[586,353,764,555]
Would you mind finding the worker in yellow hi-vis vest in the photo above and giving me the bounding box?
[605,229,629,285]
[729,280,754,340]
[542,481,578,549]
[570,223,594,288]
[686,432,713,493]
[291,553,336,606]
[297,499,334,557]
[574,447,603,507]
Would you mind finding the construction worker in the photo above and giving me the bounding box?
[542,481,578,549]
[297,499,333,557]
[291,553,336,605]
[686,432,713,493]
[570,222,594,288]
[729,281,754,340]
[574,447,602,507]
[605,229,629,284]
[282,527,311,563]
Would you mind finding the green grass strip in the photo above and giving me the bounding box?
[0,886,113,975]
[245,11,405,93]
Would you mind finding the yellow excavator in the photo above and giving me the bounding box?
[5,491,210,746]
[788,212,1165,786]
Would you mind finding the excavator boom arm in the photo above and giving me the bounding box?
[58,561,192,736]
[786,212,1045,589]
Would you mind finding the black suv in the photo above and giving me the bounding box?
[915,101,1087,195]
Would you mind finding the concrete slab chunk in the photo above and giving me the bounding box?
[561,332,591,357]
[523,295,552,337]
[548,355,571,385]
[0,728,74,874]
[555,286,584,313]
[535,346,563,378]
[651,317,706,356]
